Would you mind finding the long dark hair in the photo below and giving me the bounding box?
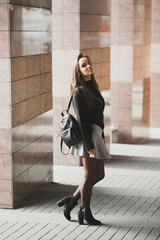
[70,53,99,110]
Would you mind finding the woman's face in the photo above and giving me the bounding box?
[78,57,93,80]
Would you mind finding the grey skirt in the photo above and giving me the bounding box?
[70,124,111,160]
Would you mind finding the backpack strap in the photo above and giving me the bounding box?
[66,88,79,113]
[61,94,73,117]
[67,94,73,112]
[60,139,70,155]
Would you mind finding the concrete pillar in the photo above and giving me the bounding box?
[151,0,160,130]
[0,0,53,208]
[52,0,111,165]
[111,0,152,143]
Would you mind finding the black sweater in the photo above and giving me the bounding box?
[73,80,105,151]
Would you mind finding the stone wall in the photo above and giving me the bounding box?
[111,0,152,143]
[0,0,53,208]
[52,0,111,165]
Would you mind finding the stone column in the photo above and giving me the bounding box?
[0,0,53,208]
[80,0,111,148]
[52,0,111,165]
[111,0,151,143]
[151,0,160,133]
[52,0,80,165]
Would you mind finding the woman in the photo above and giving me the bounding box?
[57,53,111,225]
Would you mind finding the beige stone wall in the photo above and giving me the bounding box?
[0,0,53,208]
[52,0,111,166]
[11,54,52,127]
[151,0,160,127]
[111,1,152,143]
[80,0,111,91]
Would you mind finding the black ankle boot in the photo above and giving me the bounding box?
[78,206,101,225]
[57,196,77,221]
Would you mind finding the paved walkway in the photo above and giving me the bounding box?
[0,143,160,240]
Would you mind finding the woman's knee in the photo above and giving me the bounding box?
[83,157,97,182]
[95,171,105,183]
[84,172,95,183]
[97,174,105,182]
[100,171,105,180]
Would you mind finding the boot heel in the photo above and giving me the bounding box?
[57,199,65,207]
[57,196,78,221]
[57,196,72,207]
[78,206,84,225]
[78,215,84,225]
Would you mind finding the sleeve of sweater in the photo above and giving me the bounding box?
[73,90,94,151]
[102,130,105,139]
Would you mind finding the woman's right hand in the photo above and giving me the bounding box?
[88,149,95,155]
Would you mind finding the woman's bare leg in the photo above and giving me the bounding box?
[80,157,96,208]
[73,159,104,201]
[73,158,104,207]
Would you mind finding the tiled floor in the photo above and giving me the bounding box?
[0,143,160,240]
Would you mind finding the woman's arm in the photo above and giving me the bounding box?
[73,90,94,152]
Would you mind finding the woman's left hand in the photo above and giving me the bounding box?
[103,137,107,144]
[88,149,95,155]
